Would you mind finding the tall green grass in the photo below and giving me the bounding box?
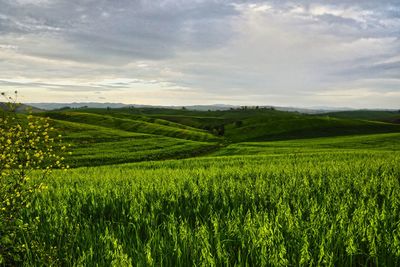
[68,137,219,167]
[13,109,400,265]
[23,151,400,266]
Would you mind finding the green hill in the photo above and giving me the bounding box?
[49,118,219,167]
[48,108,400,143]
[213,132,400,156]
[135,108,400,142]
[223,115,400,142]
[324,110,400,123]
[30,107,400,167]
[69,108,207,131]
[40,111,220,142]
[137,108,400,142]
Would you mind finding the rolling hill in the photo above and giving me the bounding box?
[49,118,220,167]
[324,110,400,123]
[223,115,400,142]
[40,111,220,142]
[212,132,400,157]
[42,107,400,144]
[15,106,398,167]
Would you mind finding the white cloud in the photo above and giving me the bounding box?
[309,4,374,24]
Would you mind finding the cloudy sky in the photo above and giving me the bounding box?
[0,0,399,108]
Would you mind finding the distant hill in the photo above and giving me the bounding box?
[26,102,379,114]
[9,106,397,166]
[49,118,219,167]
[27,102,240,111]
[26,102,130,110]
[39,111,221,142]
[40,107,400,143]
[324,110,400,124]
[224,115,400,142]
[128,107,400,141]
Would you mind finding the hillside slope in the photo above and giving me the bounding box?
[213,132,400,156]
[324,110,400,123]
[41,111,220,142]
[49,118,219,167]
[224,116,400,142]
[48,108,400,143]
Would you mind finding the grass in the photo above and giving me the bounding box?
[224,115,400,142]
[73,110,205,131]
[67,137,219,167]
[5,107,400,265]
[49,119,220,167]
[41,111,220,142]
[45,108,400,144]
[212,132,400,157]
[24,150,400,266]
[324,110,400,123]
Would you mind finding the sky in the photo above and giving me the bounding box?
[0,0,399,108]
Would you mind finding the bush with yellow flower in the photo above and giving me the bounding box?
[0,91,67,264]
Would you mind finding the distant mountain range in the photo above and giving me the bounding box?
[25,102,129,110]
[24,102,240,111]
[22,102,342,113]
[10,102,396,114]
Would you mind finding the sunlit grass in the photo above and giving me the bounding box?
[24,151,400,266]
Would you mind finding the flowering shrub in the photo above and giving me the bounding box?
[0,92,67,264]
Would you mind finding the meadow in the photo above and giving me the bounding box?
[26,151,400,266]
[4,107,400,265]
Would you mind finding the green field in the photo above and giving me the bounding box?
[26,151,400,266]
[212,133,400,156]
[51,119,220,167]
[42,108,400,167]
[4,107,400,265]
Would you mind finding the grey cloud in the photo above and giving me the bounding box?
[0,0,398,62]
[0,79,114,92]
[338,61,400,81]
[0,0,399,108]
[267,1,400,39]
[0,0,239,63]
